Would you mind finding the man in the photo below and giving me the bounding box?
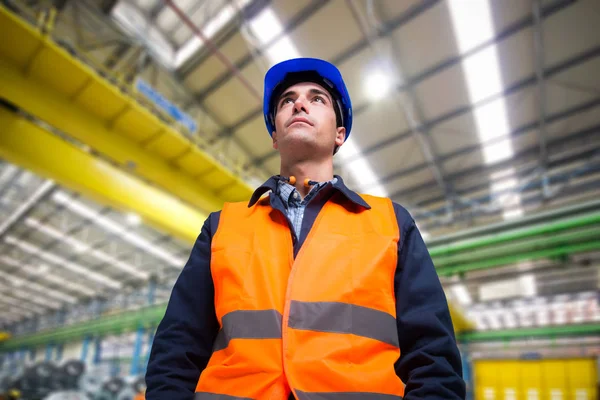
[146,58,465,399]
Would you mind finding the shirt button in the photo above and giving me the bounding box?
[293,192,299,200]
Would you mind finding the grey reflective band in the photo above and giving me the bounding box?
[194,392,253,400]
[213,309,282,351]
[288,301,399,347]
[295,390,402,400]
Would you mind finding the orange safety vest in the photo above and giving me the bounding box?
[195,192,404,399]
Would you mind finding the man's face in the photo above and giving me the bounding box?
[272,82,345,158]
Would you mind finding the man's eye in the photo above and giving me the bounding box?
[314,96,325,103]
[281,98,293,106]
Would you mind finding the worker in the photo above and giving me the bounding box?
[145,58,465,399]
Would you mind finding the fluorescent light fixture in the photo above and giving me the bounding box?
[246,7,300,66]
[490,168,524,220]
[25,218,148,280]
[485,309,502,330]
[337,138,387,197]
[265,36,301,66]
[447,0,523,218]
[503,310,518,329]
[173,0,252,68]
[0,256,94,296]
[447,18,515,164]
[111,2,175,68]
[0,268,75,303]
[5,236,122,289]
[52,192,185,267]
[0,296,40,315]
[365,71,392,102]
[519,274,537,297]
[0,281,60,309]
[451,283,472,306]
[126,213,142,226]
[248,7,282,44]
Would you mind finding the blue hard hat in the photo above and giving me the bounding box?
[263,58,353,140]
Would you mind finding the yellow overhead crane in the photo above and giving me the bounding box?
[0,4,473,334]
[0,3,253,217]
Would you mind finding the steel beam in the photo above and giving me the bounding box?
[0,107,205,243]
[402,126,600,216]
[424,175,600,232]
[415,144,600,221]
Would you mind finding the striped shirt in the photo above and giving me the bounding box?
[277,177,337,240]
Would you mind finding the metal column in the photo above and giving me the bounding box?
[55,343,63,361]
[93,336,102,365]
[130,326,145,376]
[81,336,90,363]
[45,344,53,361]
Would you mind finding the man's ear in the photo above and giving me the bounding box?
[272,130,279,150]
[335,127,346,147]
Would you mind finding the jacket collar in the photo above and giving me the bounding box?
[248,174,371,210]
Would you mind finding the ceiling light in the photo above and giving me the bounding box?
[519,274,537,297]
[173,0,253,68]
[1,256,94,296]
[447,0,523,220]
[37,264,49,274]
[365,72,391,102]
[0,269,75,303]
[5,236,122,289]
[339,139,387,197]
[26,218,148,280]
[248,7,282,44]
[503,207,524,220]
[503,310,518,329]
[265,36,301,66]
[126,212,142,226]
[52,192,184,267]
[451,283,472,306]
[247,7,300,66]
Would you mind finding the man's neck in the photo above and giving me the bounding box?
[280,159,334,198]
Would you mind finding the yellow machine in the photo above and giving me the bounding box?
[474,358,598,400]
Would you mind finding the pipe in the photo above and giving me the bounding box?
[432,225,600,267]
[458,323,600,343]
[0,304,166,351]
[429,210,600,256]
[437,240,600,277]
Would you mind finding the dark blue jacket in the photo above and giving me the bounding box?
[146,176,465,399]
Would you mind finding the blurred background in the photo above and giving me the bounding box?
[0,0,599,399]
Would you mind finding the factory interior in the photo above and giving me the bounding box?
[0,0,599,398]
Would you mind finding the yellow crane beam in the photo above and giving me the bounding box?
[0,5,253,215]
[0,107,205,243]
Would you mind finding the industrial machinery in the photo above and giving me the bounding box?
[0,359,145,400]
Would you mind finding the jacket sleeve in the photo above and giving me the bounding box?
[145,212,220,399]
[392,204,466,399]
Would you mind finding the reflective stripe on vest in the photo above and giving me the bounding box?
[196,192,404,399]
[295,390,402,400]
[288,300,399,348]
[213,309,282,351]
[195,393,253,400]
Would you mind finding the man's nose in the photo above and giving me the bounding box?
[293,97,308,114]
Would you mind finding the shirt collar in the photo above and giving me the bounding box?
[248,174,371,210]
